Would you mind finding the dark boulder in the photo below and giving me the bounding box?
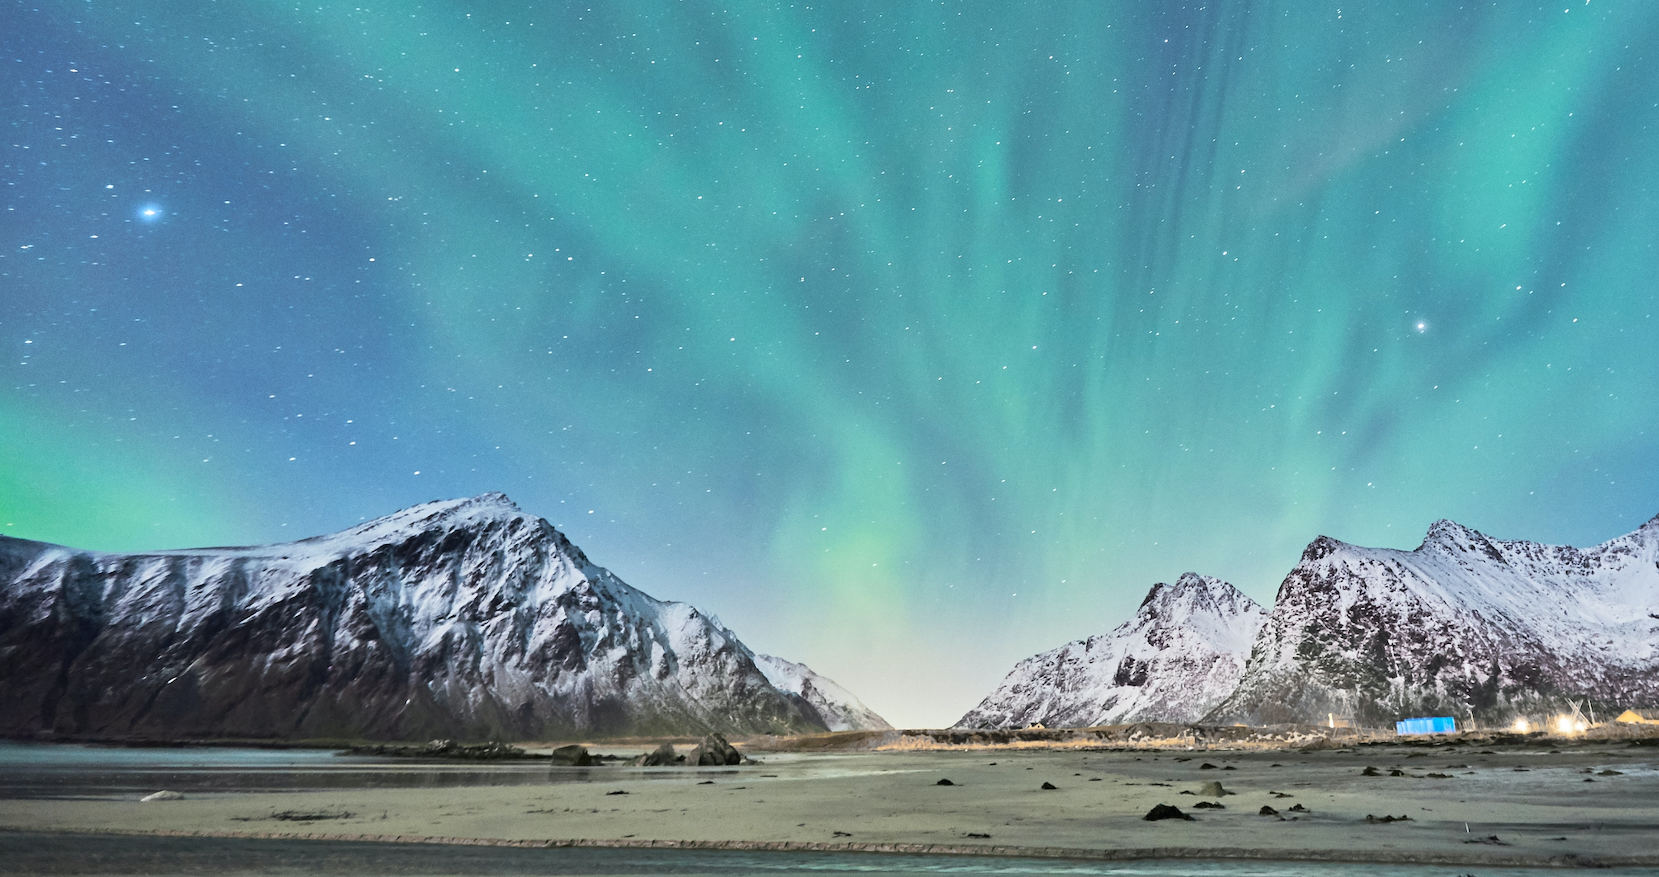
[691,732,743,766]
[550,744,596,766]
[634,743,680,766]
[1143,804,1194,822]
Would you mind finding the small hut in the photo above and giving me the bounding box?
[1395,716,1456,735]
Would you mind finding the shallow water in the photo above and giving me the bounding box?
[0,743,910,800]
[0,742,565,799]
[0,833,1643,877]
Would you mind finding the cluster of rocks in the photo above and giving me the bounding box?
[266,809,354,822]
[344,732,752,768]
[344,739,533,760]
[633,733,746,766]
[544,733,748,769]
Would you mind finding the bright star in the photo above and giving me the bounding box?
[1414,320,1428,334]
[136,204,164,222]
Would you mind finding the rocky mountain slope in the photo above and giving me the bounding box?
[0,493,887,741]
[753,653,892,732]
[955,573,1267,729]
[1206,516,1659,727]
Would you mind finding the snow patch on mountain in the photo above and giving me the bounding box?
[955,573,1267,729]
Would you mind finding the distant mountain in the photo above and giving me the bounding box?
[1206,516,1659,727]
[955,573,1267,729]
[753,653,891,732]
[0,493,876,741]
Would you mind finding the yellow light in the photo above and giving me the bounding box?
[1513,718,1529,733]
[1575,721,1587,733]
[1555,715,1575,734]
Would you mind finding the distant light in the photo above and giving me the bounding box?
[137,204,164,222]
[1513,718,1529,733]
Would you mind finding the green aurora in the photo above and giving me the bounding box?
[3,1,1657,724]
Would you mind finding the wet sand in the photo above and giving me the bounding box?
[3,741,1656,867]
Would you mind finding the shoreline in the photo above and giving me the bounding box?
[7,722,1655,758]
[10,717,1656,756]
[2,825,1646,869]
[6,740,1657,868]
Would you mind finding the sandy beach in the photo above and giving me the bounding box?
[3,735,1656,868]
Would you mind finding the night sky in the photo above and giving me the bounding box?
[4,2,1657,727]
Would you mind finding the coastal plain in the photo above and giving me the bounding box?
[2,739,1656,867]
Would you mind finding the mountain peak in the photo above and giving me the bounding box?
[1171,570,1227,594]
[1141,572,1254,615]
[303,492,535,550]
[956,571,1266,729]
[411,491,524,519]
[1423,517,1477,545]
[1417,518,1507,559]
[1143,571,1210,602]
[1299,534,1350,563]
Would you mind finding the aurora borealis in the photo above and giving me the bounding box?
[4,2,1657,726]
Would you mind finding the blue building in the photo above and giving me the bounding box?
[1395,716,1457,735]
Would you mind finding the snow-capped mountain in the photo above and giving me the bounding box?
[955,573,1267,729]
[1206,516,1659,727]
[753,653,892,732]
[0,493,874,741]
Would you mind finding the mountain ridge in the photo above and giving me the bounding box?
[955,573,1267,729]
[754,653,893,732]
[1206,513,1659,726]
[0,494,888,741]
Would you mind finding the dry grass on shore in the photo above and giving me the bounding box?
[738,719,1659,754]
